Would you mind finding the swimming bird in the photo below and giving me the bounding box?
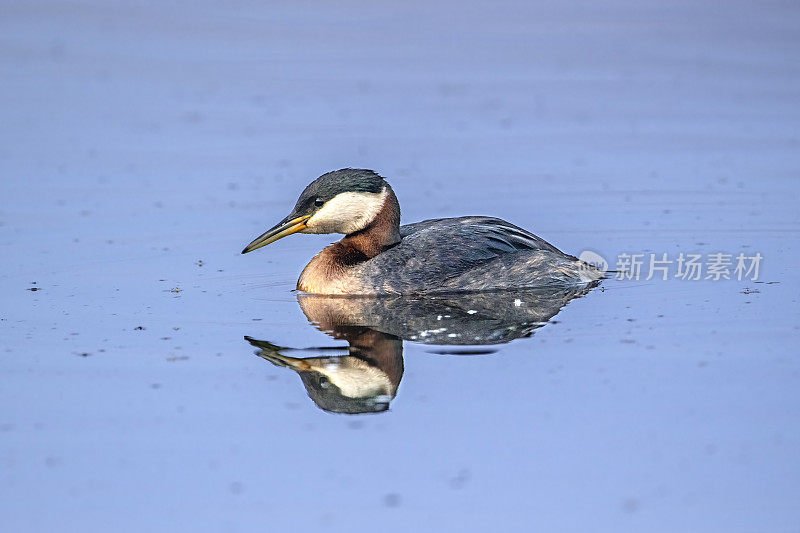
[241,169,601,295]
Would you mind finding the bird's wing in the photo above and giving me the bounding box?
[357,217,572,293]
[401,216,567,256]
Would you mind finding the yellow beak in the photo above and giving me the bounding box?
[241,214,311,254]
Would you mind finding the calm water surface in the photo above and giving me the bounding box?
[2,1,799,532]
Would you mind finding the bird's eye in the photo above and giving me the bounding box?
[314,197,324,207]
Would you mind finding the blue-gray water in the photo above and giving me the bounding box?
[2,1,799,531]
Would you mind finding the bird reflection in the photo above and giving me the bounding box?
[246,328,402,415]
[246,283,598,414]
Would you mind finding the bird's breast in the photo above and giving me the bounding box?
[297,243,363,295]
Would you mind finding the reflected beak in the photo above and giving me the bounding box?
[254,349,313,371]
[245,336,308,369]
[260,352,312,371]
[241,214,311,254]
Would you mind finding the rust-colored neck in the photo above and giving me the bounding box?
[297,185,402,294]
[350,329,404,389]
[339,185,401,259]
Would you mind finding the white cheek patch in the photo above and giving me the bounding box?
[309,359,393,398]
[305,188,387,234]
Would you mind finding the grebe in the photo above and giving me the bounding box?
[241,169,601,295]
